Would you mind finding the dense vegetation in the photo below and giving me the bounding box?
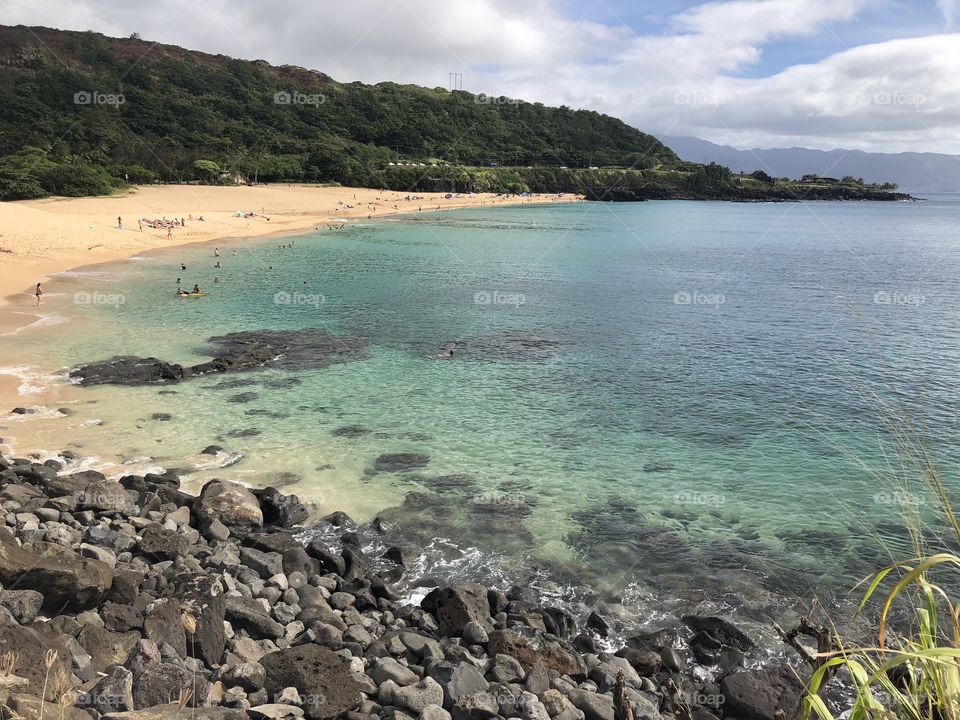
[0,25,908,201]
[0,25,679,199]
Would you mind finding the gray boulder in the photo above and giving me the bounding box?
[195,479,263,528]
[260,644,362,720]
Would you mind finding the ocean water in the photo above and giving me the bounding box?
[5,196,960,634]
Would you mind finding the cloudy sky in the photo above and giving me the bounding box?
[3,0,959,153]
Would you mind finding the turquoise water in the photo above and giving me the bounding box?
[9,196,960,627]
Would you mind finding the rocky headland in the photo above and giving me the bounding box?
[0,446,813,720]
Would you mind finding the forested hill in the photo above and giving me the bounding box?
[0,25,680,198]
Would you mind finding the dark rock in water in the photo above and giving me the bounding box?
[421,584,491,637]
[461,331,563,362]
[71,328,367,386]
[720,666,805,720]
[375,453,430,472]
[542,606,576,638]
[382,545,416,568]
[642,461,674,473]
[625,628,679,652]
[201,445,224,456]
[682,615,756,652]
[254,486,309,528]
[332,425,371,438]
[267,472,301,488]
[418,474,476,492]
[70,357,186,386]
[11,407,37,415]
[305,541,346,576]
[246,409,289,419]
[262,376,302,389]
[586,610,610,637]
[227,392,259,404]
[226,428,261,438]
[150,413,173,421]
[323,511,355,527]
[341,546,371,582]
[260,645,362,719]
[198,328,367,374]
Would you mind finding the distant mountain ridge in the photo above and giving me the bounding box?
[664,136,960,193]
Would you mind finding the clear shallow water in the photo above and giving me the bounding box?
[5,197,960,632]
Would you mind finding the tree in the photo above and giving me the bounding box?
[750,169,774,184]
[192,159,221,184]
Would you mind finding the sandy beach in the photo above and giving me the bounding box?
[0,184,580,315]
[0,184,580,412]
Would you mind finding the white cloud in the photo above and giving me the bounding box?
[1,0,959,153]
[939,0,958,28]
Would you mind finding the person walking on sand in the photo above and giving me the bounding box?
[117,216,122,229]
[167,227,172,240]
[138,219,142,231]
[35,283,43,306]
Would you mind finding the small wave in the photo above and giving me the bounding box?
[187,449,246,471]
[3,405,68,421]
[0,365,62,395]
[128,256,156,262]
[0,313,69,337]
[50,270,109,278]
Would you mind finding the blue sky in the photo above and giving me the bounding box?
[3,0,959,152]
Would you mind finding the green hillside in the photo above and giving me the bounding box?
[0,25,681,199]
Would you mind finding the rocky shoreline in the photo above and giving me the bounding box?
[0,447,810,720]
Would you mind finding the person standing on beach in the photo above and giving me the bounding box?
[35,283,43,306]
[117,216,122,229]
[138,219,142,231]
